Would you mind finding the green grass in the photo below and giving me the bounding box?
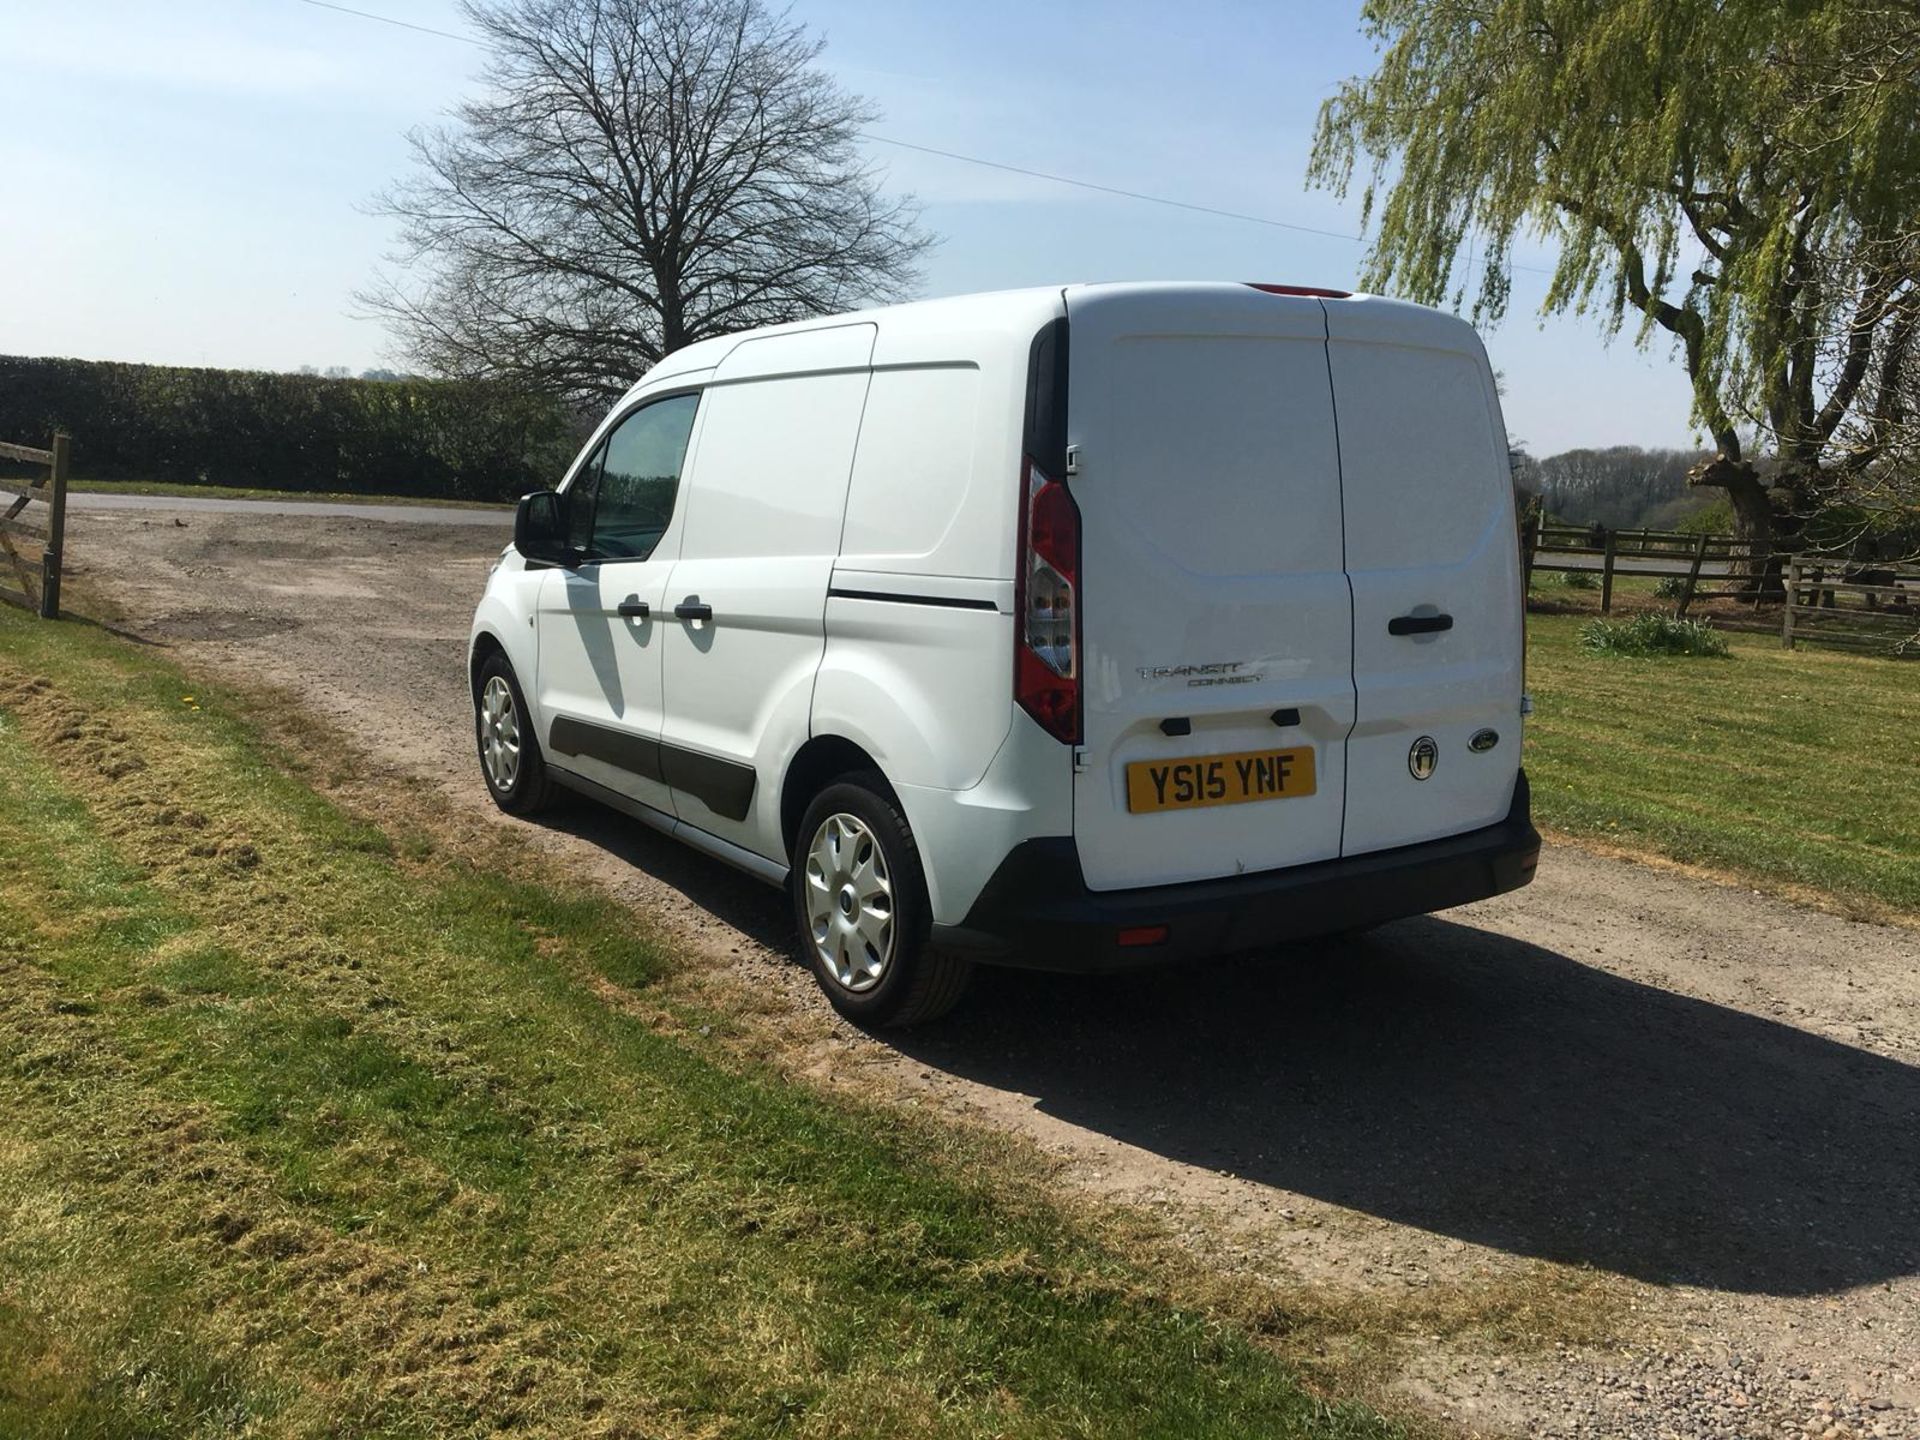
[1525,613,1920,918]
[64,477,510,510]
[0,608,1400,1440]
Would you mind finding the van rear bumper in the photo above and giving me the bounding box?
[933,772,1540,972]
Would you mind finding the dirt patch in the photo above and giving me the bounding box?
[51,504,1920,1439]
[141,610,302,643]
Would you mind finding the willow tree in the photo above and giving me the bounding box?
[1311,0,1920,583]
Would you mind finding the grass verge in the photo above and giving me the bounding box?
[0,606,1407,1439]
[1525,613,1920,920]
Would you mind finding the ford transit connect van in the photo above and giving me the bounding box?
[469,282,1540,1024]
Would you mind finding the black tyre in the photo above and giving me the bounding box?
[791,772,970,1026]
[474,652,557,815]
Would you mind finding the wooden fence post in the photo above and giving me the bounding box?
[1782,556,1800,649]
[39,432,68,620]
[1521,511,1539,596]
[1677,532,1708,616]
[1600,529,1617,614]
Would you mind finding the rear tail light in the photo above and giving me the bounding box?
[1015,456,1081,743]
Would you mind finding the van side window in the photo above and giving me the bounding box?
[591,393,701,561]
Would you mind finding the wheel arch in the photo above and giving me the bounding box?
[781,734,894,858]
[469,627,511,700]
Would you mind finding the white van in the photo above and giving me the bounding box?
[469,282,1540,1024]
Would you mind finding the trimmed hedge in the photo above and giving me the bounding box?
[0,355,586,501]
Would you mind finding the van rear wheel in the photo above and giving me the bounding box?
[792,775,969,1026]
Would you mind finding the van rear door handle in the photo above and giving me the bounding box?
[617,599,649,620]
[1389,612,1454,636]
[674,600,713,622]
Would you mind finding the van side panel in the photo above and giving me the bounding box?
[812,305,1066,920]
[1326,300,1524,856]
[813,588,1015,790]
[658,332,875,861]
[815,360,1018,800]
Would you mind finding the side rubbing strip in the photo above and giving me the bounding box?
[547,716,755,821]
[660,746,756,822]
[549,715,665,782]
[827,587,999,611]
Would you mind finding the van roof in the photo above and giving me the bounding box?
[632,281,1475,396]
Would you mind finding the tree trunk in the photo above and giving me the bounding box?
[1688,454,1776,600]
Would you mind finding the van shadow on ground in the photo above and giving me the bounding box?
[531,797,1917,1298]
[534,790,793,946]
[896,918,1920,1299]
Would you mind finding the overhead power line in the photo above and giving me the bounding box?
[294,0,478,45]
[846,134,1365,243]
[287,0,1362,243]
[288,0,1552,275]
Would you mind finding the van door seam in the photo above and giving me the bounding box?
[812,362,879,745]
[1318,298,1358,860]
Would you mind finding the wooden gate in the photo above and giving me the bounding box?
[0,433,70,619]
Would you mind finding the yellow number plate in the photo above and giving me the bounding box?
[1125,746,1317,814]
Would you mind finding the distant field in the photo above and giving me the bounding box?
[1524,612,1919,920]
[65,478,510,509]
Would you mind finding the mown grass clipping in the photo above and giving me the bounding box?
[0,607,1400,1440]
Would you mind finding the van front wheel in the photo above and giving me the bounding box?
[792,775,969,1026]
[474,653,557,815]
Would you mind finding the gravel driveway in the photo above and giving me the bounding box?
[61,505,1920,1440]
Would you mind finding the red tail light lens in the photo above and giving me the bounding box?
[1015,457,1080,743]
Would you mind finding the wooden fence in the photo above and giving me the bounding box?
[0,432,70,619]
[1523,517,1918,657]
[1782,557,1919,657]
[1522,520,1753,617]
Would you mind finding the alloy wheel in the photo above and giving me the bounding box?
[478,674,521,792]
[803,812,896,991]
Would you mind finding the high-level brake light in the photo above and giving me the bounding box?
[1245,283,1353,298]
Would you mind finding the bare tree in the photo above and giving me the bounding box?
[362,0,931,403]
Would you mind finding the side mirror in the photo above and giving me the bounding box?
[514,490,571,565]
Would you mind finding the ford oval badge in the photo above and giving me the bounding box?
[1469,728,1500,753]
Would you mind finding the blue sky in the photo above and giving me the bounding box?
[0,0,1698,456]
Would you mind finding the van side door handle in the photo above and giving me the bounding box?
[617,599,650,620]
[674,600,713,622]
[1388,612,1454,636]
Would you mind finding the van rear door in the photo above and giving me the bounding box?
[1324,299,1523,856]
[1064,285,1353,892]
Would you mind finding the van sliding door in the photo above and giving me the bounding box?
[656,324,877,860]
